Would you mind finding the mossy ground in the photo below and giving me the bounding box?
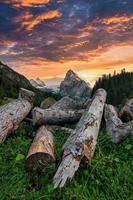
[0,122,132,200]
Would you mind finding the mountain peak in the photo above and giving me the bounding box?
[60,69,91,100]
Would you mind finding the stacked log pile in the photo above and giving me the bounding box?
[0,70,132,189]
[32,96,84,125]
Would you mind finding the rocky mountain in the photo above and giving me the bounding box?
[60,69,91,102]
[30,78,46,88]
[30,78,60,94]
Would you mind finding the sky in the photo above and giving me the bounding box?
[0,0,133,85]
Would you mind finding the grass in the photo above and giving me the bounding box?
[0,122,132,200]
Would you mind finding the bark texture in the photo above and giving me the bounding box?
[105,104,133,143]
[26,126,55,171]
[53,88,106,188]
[32,107,84,125]
[0,88,35,143]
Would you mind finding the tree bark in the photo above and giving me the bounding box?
[0,88,35,143]
[26,126,55,171]
[32,107,84,125]
[104,104,133,143]
[53,88,107,188]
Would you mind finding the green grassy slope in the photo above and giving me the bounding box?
[0,122,132,200]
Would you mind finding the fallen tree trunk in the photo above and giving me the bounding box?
[0,88,35,143]
[51,96,76,110]
[26,126,55,171]
[104,104,133,143]
[32,107,84,125]
[53,88,106,188]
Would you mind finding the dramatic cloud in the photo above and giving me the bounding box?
[0,0,132,85]
[102,15,132,24]
[13,10,62,30]
[1,0,50,7]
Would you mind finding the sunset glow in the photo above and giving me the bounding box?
[0,0,132,85]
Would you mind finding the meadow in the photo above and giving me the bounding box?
[0,122,132,200]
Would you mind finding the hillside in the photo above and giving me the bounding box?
[92,69,133,106]
[0,61,59,106]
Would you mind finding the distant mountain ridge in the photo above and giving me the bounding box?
[0,61,59,105]
[30,78,46,88]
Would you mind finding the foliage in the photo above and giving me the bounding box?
[0,97,13,106]
[0,123,132,200]
[92,69,133,106]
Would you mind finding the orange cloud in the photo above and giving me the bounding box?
[102,15,132,24]
[102,15,133,34]
[4,0,50,7]
[13,10,62,30]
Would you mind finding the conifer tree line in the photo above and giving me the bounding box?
[92,69,133,106]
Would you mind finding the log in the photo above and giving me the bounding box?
[104,104,133,143]
[0,88,35,143]
[53,88,106,188]
[120,99,133,122]
[32,107,84,125]
[26,126,55,171]
[50,96,76,110]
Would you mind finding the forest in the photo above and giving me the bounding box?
[93,69,133,106]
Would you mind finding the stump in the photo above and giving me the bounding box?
[26,126,55,171]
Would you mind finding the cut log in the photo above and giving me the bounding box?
[104,104,133,143]
[0,88,35,143]
[19,88,35,103]
[26,126,55,171]
[120,99,133,122]
[53,88,107,188]
[32,107,84,125]
[50,96,76,110]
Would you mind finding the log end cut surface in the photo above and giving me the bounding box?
[26,152,55,171]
